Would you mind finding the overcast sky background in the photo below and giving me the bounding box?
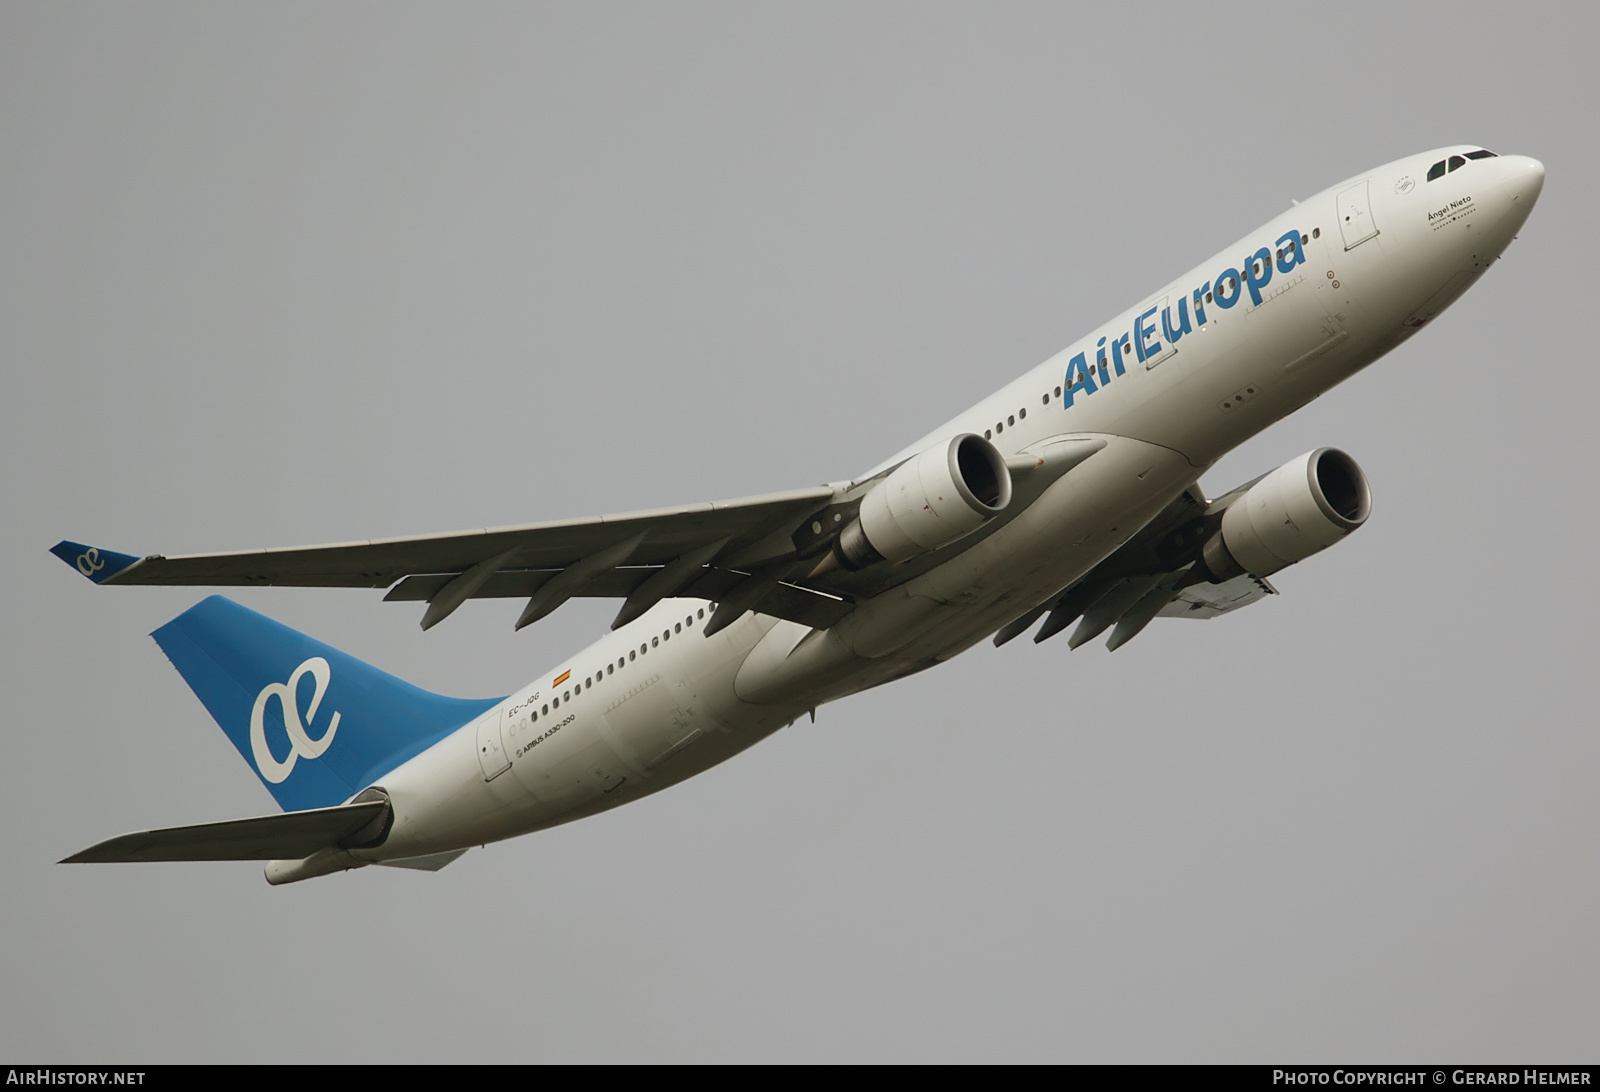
[3,3,1596,1063]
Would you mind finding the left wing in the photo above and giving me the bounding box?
[53,485,850,632]
[54,435,1111,636]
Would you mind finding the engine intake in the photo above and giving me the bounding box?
[832,434,1012,570]
[1202,447,1371,580]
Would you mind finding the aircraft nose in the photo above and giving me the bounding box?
[1478,155,1544,247]
[1505,155,1545,209]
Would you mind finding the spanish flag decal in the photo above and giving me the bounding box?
[553,670,571,687]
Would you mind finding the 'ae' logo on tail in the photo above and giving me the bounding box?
[76,548,105,577]
[250,657,342,783]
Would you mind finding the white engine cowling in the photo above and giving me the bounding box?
[837,434,1011,568]
[1206,447,1371,578]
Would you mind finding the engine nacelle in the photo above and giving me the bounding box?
[1202,447,1371,580]
[833,434,1012,569]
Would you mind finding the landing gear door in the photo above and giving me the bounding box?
[476,710,510,781]
[1337,179,1379,250]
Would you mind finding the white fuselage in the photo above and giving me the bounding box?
[352,147,1543,865]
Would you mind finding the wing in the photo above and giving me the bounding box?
[53,486,856,633]
[1157,572,1274,619]
[55,435,1111,636]
[990,486,1278,652]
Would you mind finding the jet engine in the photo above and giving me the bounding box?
[829,433,1012,570]
[1199,447,1371,580]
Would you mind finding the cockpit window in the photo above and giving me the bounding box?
[1429,151,1498,182]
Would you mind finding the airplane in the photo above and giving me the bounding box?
[51,146,1545,884]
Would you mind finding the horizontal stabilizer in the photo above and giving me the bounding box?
[375,849,469,872]
[62,799,388,863]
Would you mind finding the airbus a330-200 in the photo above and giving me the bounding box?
[53,147,1544,884]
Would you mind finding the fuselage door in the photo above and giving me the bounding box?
[476,710,511,781]
[1137,295,1181,370]
[1337,179,1379,250]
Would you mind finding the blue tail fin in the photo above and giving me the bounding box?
[153,596,502,812]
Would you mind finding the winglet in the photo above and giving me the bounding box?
[50,541,143,584]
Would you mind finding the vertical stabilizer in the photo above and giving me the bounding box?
[153,596,501,812]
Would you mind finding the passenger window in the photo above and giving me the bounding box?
[1007,415,1014,427]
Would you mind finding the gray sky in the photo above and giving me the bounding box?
[3,3,1596,1063]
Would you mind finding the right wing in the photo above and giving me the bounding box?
[991,486,1278,652]
[1157,572,1274,619]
